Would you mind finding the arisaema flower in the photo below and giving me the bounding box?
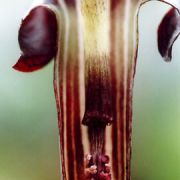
[13,0,180,179]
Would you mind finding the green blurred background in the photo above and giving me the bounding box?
[0,1,180,180]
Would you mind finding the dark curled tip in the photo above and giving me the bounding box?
[13,6,58,72]
[158,7,180,62]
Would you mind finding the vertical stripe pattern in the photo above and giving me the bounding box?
[15,0,180,179]
[54,0,141,179]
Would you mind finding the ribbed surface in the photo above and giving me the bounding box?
[54,0,140,179]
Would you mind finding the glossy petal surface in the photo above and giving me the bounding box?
[13,6,57,72]
[158,8,180,61]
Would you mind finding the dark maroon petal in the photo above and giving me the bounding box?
[13,6,58,72]
[158,7,180,62]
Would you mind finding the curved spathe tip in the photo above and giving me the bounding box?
[158,7,180,62]
[13,5,58,72]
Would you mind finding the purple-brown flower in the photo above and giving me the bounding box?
[13,0,180,180]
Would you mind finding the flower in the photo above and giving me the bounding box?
[158,7,180,62]
[13,0,180,179]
